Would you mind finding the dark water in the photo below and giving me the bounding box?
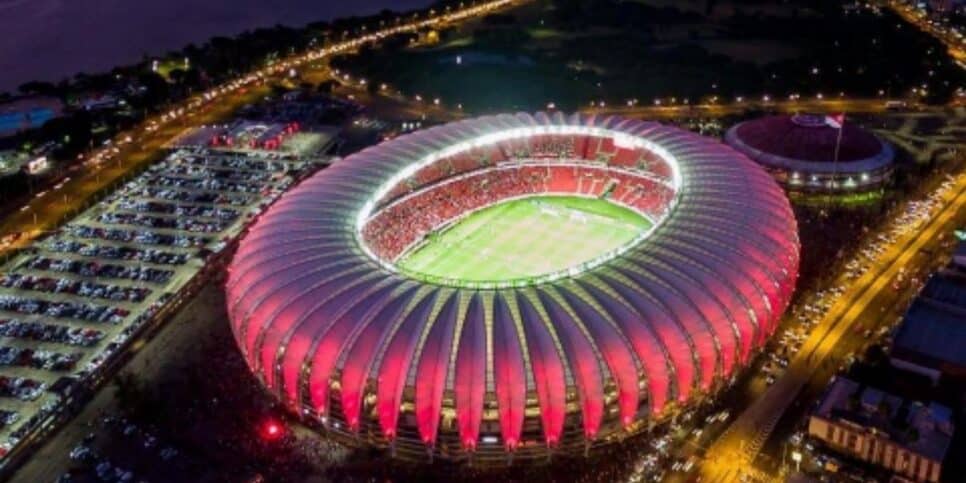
[0,0,434,92]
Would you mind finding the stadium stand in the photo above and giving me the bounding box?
[363,159,675,261]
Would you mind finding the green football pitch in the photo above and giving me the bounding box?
[396,195,652,283]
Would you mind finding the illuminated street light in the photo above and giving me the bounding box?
[791,450,802,472]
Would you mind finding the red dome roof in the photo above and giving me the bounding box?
[733,114,883,163]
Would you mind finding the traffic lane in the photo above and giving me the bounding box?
[702,176,966,479]
[0,84,271,255]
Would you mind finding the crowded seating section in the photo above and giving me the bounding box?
[362,134,676,261]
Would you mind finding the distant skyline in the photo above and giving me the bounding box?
[0,0,435,92]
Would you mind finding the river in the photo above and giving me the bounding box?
[0,0,434,92]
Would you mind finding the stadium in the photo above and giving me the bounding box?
[725,114,895,194]
[225,112,800,464]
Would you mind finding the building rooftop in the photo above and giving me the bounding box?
[954,240,966,270]
[0,96,65,137]
[894,299,966,367]
[920,269,966,308]
[816,377,954,462]
[893,272,966,369]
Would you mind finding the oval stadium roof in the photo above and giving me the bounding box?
[225,112,800,459]
[725,114,894,175]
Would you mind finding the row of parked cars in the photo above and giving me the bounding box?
[45,240,189,266]
[25,257,174,285]
[1,274,152,303]
[132,187,254,207]
[0,376,45,401]
[0,346,80,372]
[0,319,104,347]
[67,226,210,249]
[166,164,273,183]
[183,155,290,172]
[0,295,129,324]
[116,200,239,220]
[0,410,19,428]
[148,175,264,194]
[97,213,229,234]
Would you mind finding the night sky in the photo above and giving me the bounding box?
[0,0,435,92]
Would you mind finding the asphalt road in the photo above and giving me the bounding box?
[700,172,966,482]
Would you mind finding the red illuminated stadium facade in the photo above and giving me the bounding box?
[225,113,800,464]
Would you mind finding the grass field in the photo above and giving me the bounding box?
[396,196,651,283]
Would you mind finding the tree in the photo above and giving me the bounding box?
[317,80,337,94]
[168,69,186,85]
[17,81,59,97]
[113,372,146,409]
[133,71,171,109]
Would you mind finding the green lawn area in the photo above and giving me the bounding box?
[396,195,651,284]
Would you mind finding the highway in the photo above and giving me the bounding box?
[700,171,966,482]
[0,85,270,256]
[588,97,917,119]
[885,0,966,66]
[0,0,522,258]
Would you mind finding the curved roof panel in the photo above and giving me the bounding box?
[226,113,800,459]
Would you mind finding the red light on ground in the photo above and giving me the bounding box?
[261,420,284,441]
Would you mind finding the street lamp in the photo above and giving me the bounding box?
[791,450,802,473]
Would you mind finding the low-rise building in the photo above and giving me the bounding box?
[0,97,64,138]
[808,377,953,482]
[953,240,966,270]
[891,268,966,383]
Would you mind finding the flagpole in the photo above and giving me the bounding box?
[833,122,843,164]
[832,117,844,189]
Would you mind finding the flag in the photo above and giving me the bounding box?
[825,113,845,129]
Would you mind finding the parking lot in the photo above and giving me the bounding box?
[0,148,323,463]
